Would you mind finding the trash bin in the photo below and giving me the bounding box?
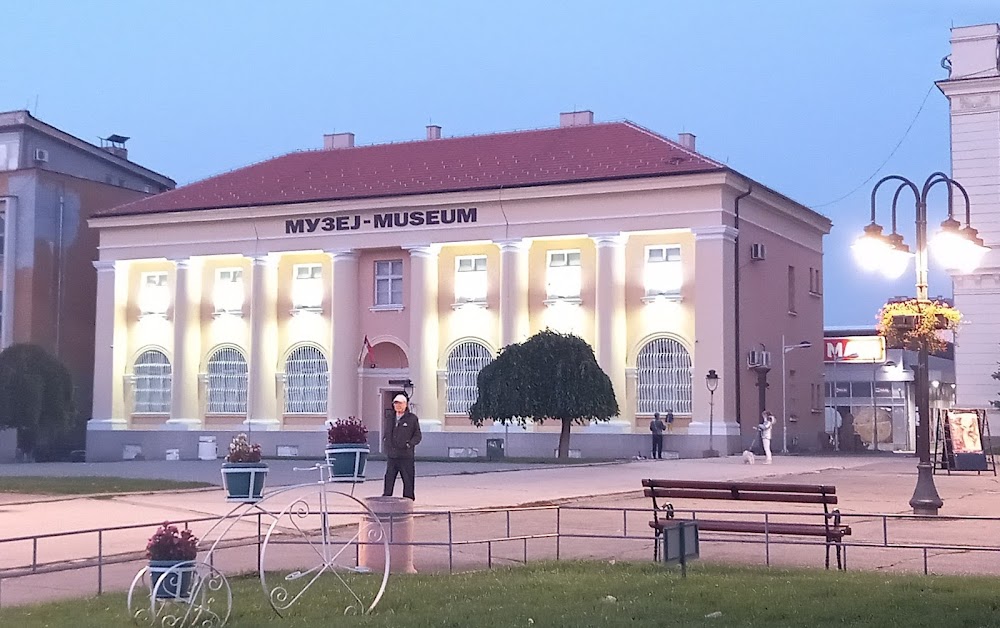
[486,438,505,460]
[358,496,417,574]
[198,436,218,461]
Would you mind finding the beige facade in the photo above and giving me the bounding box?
[88,116,830,454]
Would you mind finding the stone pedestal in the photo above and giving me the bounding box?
[359,496,416,574]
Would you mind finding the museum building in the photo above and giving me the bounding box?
[86,111,831,460]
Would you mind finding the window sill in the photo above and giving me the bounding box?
[291,305,323,316]
[544,297,583,307]
[809,291,822,298]
[642,293,682,304]
[213,310,244,320]
[787,310,798,317]
[370,305,404,312]
[139,312,168,321]
[452,300,488,310]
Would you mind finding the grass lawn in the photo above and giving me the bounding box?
[0,476,212,496]
[3,561,1000,627]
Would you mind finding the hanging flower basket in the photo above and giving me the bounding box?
[877,299,960,353]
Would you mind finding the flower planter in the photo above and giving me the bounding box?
[325,444,370,482]
[148,559,196,600]
[221,462,268,502]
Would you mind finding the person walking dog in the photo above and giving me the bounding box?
[382,394,422,500]
[759,411,776,465]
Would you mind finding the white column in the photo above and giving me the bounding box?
[689,226,739,447]
[327,249,360,422]
[1,196,17,349]
[497,239,529,347]
[407,245,441,429]
[589,233,629,433]
[167,258,202,429]
[246,254,279,430]
[88,260,127,430]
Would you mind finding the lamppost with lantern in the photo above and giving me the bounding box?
[852,172,989,515]
[780,336,812,454]
[704,369,720,458]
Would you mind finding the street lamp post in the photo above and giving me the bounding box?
[704,369,720,458]
[781,335,812,454]
[853,172,989,515]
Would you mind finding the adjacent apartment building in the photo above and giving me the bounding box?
[0,111,174,459]
[86,111,830,461]
[938,24,1000,427]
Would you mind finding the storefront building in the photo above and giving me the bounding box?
[823,330,955,453]
[86,112,831,460]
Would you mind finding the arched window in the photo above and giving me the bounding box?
[446,341,493,414]
[636,338,692,415]
[206,347,248,414]
[133,349,171,413]
[284,345,329,414]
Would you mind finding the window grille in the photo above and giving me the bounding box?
[446,341,493,414]
[375,259,404,306]
[636,338,692,414]
[133,349,171,413]
[284,345,329,413]
[206,346,248,414]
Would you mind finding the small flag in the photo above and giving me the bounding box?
[358,335,375,367]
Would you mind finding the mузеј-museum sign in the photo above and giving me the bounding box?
[285,207,478,234]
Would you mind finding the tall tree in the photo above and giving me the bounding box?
[0,344,75,458]
[469,330,618,458]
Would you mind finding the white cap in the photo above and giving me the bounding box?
[393,394,408,404]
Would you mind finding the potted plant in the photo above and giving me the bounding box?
[325,417,370,482]
[146,522,199,600]
[221,433,268,502]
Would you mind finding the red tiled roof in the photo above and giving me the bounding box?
[99,121,724,217]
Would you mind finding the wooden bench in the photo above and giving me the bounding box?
[642,479,851,570]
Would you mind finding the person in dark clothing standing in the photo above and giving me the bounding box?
[383,393,422,500]
[649,412,666,459]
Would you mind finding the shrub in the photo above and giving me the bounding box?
[225,433,262,463]
[146,522,199,561]
[327,417,369,445]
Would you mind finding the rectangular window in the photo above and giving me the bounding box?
[0,140,18,171]
[546,250,582,300]
[787,265,796,314]
[293,263,323,310]
[214,267,244,314]
[139,271,170,316]
[809,267,822,295]
[645,245,682,297]
[455,255,487,303]
[375,259,404,307]
[0,210,6,257]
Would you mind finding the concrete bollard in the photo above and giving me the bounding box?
[359,496,417,574]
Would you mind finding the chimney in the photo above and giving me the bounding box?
[323,132,355,150]
[426,125,442,140]
[948,23,1000,79]
[678,133,696,150]
[559,110,594,127]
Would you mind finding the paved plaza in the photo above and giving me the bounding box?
[2,453,1000,607]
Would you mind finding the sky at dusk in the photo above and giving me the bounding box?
[4,0,997,326]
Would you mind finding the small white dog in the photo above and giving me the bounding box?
[742,449,756,465]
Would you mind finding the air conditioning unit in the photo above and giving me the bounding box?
[747,349,772,369]
[33,148,49,163]
[750,243,766,261]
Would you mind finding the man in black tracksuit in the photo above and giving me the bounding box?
[382,393,422,500]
